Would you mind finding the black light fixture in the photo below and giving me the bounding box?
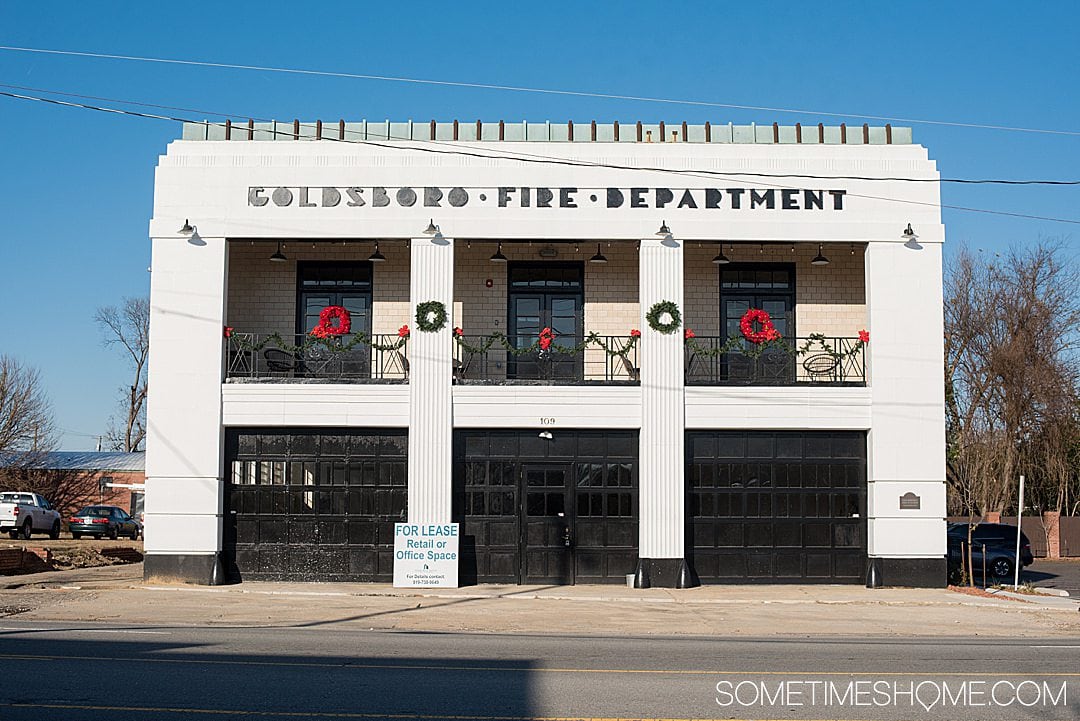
[656,220,671,236]
[589,242,608,264]
[902,223,922,250]
[368,241,386,262]
[269,241,288,262]
[178,219,196,234]
[711,244,730,264]
[811,244,830,266]
[490,241,508,262]
[423,219,438,235]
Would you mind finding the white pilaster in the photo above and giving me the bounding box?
[407,234,454,524]
[144,235,227,556]
[864,240,947,558]
[638,235,685,560]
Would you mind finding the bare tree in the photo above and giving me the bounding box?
[945,240,1080,519]
[0,355,55,455]
[0,465,99,518]
[95,297,149,452]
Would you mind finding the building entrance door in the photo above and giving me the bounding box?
[718,265,796,383]
[521,463,574,584]
[507,263,584,381]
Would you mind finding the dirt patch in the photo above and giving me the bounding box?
[948,584,1029,602]
[1,543,143,574]
[49,546,142,570]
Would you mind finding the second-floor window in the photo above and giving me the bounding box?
[296,262,373,338]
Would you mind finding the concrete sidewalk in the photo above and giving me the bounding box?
[3,563,1079,638]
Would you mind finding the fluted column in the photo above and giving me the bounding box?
[636,233,690,588]
[407,234,454,525]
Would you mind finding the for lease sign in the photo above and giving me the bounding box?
[392,523,459,588]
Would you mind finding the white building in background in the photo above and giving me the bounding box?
[144,119,946,587]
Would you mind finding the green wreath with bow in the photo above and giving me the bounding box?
[645,300,682,334]
[415,300,448,332]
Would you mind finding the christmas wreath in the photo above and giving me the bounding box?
[740,308,781,344]
[646,300,682,334]
[310,305,351,338]
[415,300,448,332]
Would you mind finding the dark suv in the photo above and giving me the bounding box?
[947,522,1034,584]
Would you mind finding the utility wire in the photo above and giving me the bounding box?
[3,88,1079,227]
[4,82,1080,187]
[1,45,1079,138]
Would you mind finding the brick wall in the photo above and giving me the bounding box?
[684,243,866,338]
[226,241,411,337]
[228,240,862,343]
[452,241,639,336]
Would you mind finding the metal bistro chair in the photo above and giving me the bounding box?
[262,348,299,376]
[802,352,840,382]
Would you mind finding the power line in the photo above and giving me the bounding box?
[2,88,1079,227]
[5,82,1080,187]
[1,44,1079,138]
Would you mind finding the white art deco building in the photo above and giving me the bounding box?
[144,119,946,587]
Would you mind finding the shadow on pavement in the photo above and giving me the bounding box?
[0,634,538,720]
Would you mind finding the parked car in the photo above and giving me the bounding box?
[947,522,1034,583]
[69,505,142,540]
[0,492,62,539]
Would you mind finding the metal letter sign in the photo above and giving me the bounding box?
[393,523,460,588]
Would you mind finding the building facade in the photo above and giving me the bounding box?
[145,120,946,587]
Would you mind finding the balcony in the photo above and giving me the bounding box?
[685,335,866,386]
[225,333,409,383]
[453,334,639,385]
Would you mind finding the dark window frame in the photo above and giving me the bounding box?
[295,261,374,337]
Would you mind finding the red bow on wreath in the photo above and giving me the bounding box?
[538,327,554,351]
[310,305,352,338]
[740,308,781,344]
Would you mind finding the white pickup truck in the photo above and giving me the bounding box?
[0,492,62,539]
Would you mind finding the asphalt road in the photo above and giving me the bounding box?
[1025,559,1080,596]
[0,622,1077,720]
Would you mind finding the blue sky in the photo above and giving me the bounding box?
[1,1,1077,450]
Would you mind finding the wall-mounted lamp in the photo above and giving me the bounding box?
[423,219,439,235]
[490,241,508,263]
[712,244,730,265]
[269,241,288,262]
[368,241,386,262]
[656,220,671,236]
[810,244,830,266]
[538,431,553,440]
[902,223,922,250]
[589,243,608,264]
[178,219,196,235]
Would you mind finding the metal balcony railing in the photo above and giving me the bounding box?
[453,334,639,385]
[685,336,866,386]
[225,333,409,382]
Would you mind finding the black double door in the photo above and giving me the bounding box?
[457,431,638,585]
[507,263,584,381]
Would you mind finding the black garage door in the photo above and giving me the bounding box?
[687,431,866,583]
[454,430,638,585]
[224,428,407,582]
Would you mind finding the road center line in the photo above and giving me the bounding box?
[0,653,1078,677]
